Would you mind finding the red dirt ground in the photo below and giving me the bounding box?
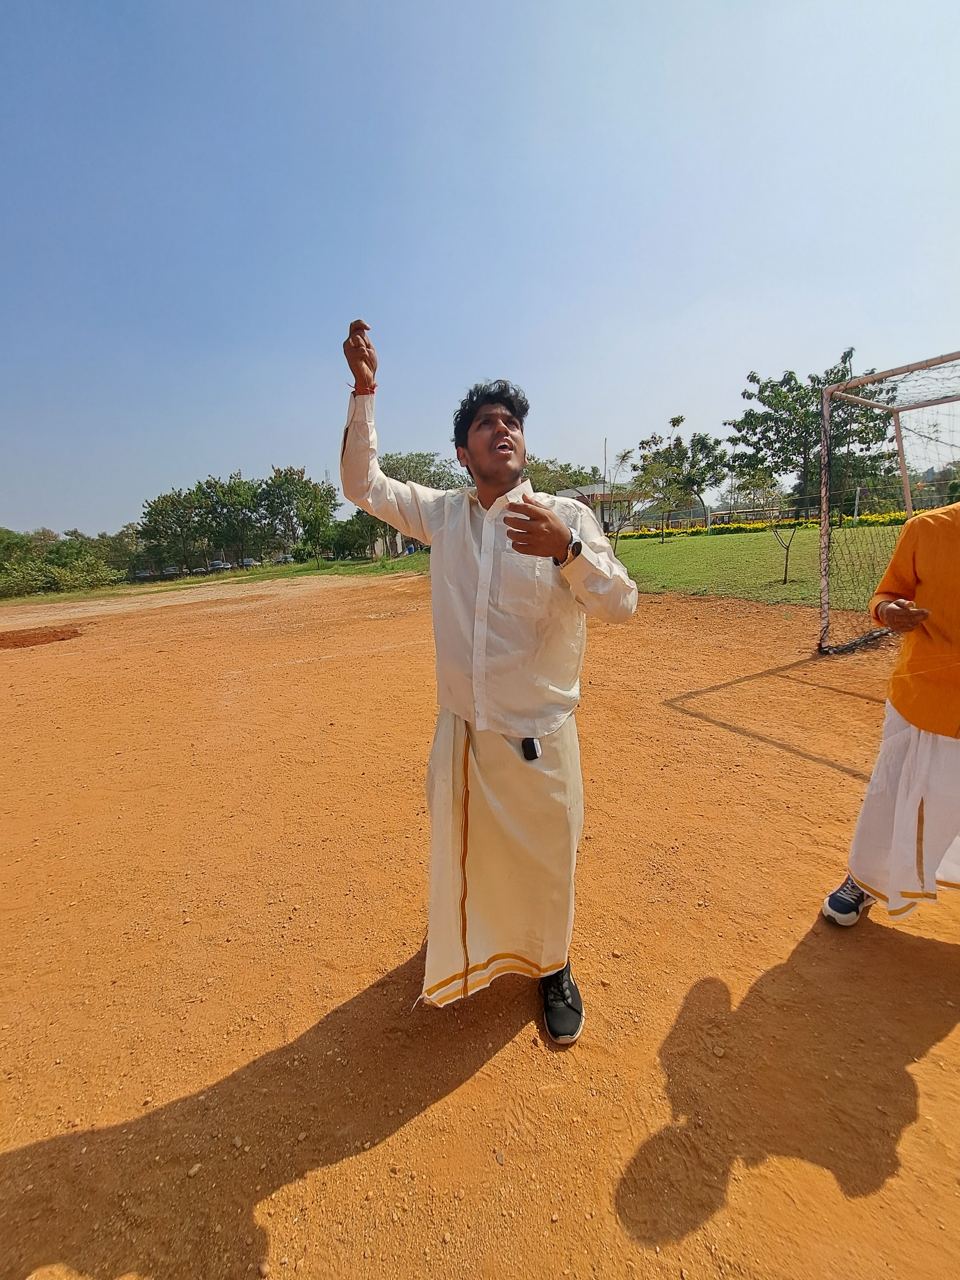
[1,574,958,1280]
[0,626,80,650]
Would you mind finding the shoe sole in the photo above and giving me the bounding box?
[544,1013,585,1046]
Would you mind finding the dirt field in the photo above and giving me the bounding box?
[2,574,958,1280]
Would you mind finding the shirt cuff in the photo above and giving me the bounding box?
[870,593,898,624]
[560,539,605,586]
[347,393,376,426]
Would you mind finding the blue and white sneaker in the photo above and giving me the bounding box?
[822,874,876,926]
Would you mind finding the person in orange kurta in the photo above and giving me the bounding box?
[822,501,960,925]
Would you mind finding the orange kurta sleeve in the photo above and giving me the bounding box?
[870,504,960,738]
[869,519,919,623]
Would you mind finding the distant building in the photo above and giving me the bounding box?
[556,483,645,533]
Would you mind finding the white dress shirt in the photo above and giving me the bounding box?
[340,394,637,737]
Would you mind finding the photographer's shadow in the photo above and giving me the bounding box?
[1,951,532,1279]
[617,920,960,1244]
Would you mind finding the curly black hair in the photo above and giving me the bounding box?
[452,380,530,449]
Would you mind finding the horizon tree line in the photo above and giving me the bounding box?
[4,349,955,598]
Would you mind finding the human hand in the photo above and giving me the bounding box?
[503,495,571,561]
[877,598,929,633]
[343,319,378,393]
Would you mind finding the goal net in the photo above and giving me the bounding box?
[819,349,960,653]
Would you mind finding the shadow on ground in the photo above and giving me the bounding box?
[1,951,533,1279]
[617,920,960,1244]
[665,658,883,782]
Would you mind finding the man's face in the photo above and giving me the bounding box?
[457,403,527,488]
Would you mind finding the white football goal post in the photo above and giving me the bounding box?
[819,348,960,653]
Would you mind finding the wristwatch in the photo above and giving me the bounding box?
[555,529,582,569]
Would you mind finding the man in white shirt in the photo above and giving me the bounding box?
[340,320,637,1044]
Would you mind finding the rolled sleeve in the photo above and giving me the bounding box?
[559,507,638,623]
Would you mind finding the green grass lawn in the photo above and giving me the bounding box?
[616,529,820,606]
[615,525,899,610]
[1,526,900,615]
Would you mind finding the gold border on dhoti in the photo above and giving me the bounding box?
[423,951,567,1006]
[458,732,471,1000]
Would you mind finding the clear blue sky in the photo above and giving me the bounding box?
[2,0,958,532]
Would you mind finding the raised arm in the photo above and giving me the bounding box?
[339,320,447,545]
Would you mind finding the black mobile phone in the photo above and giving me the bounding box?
[521,737,542,761]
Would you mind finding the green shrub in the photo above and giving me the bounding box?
[617,511,910,540]
[0,553,124,599]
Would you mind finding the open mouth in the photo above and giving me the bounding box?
[495,440,514,456]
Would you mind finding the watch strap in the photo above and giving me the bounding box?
[555,530,582,568]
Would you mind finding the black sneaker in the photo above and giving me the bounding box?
[822,873,876,926]
[540,961,584,1045]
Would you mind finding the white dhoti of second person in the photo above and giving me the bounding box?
[421,711,584,1007]
[849,702,960,917]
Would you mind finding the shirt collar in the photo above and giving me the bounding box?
[468,477,533,516]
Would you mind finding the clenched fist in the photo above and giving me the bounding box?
[343,319,378,394]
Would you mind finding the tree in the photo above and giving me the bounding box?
[631,431,689,544]
[91,523,142,571]
[0,525,124,597]
[10,456,343,595]
[333,453,463,559]
[260,466,315,554]
[523,456,602,495]
[724,349,896,511]
[298,481,341,567]
[677,428,728,525]
[223,472,261,563]
[630,419,727,540]
[771,517,800,585]
[27,528,60,557]
[327,510,385,560]
[720,464,784,513]
[329,513,372,560]
[194,473,260,564]
[380,451,464,491]
[352,509,387,558]
[373,451,466,554]
[604,448,636,553]
[38,531,89,568]
[63,523,144,571]
[140,489,201,569]
[0,527,31,569]
[919,460,960,510]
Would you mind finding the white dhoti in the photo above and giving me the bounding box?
[849,702,960,917]
[421,710,583,1008]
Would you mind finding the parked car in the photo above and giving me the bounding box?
[161,565,181,578]
[191,566,208,575]
[209,560,233,572]
[272,554,295,565]
[241,557,261,568]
